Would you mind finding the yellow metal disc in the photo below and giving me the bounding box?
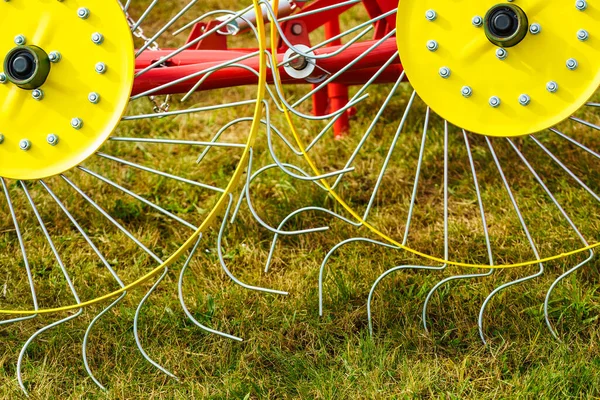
[0,0,134,180]
[396,1,600,137]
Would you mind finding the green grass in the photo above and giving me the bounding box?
[1,1,600,398]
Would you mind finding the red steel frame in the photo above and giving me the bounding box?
[132,0,402,137]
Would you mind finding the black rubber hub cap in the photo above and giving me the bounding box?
[3,46,51,90]
[484,4,528,48]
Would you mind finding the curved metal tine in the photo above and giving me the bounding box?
[506,138,593,340]
[320,237,400,317]
[0,178,38,326]
[82,293,127,390]
[243,150,331,236]
[135,0,200,57]
[60,174,163,265]
[264,206,360,274]
[18,182,83,396]
[133,267,178,380]
[218,193,288,296]
[586,102,599,107]
[329,68,405,190]
[478,137,544,346]
[263,100,357,182]
[178,236,243,342]
[421,130,496,334]
[136,6,254,72]
[366,119,449,337]
[363,91,417,221]
[196,117,299,167]
[303,52,401,155]
[123,99,258,120]
[39,180,127,389]
[18,310,83,396]
[78,166,198,231]
[96,152,224,194]
[230,161,330,225]
[130,0,159,32]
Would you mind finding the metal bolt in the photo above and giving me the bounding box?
[19,139,31,151]
[546,81,558,93]
[0,134,4,144]
[566,58,578,70]
[519,94,531,106]
[439,66,451,78]
[426,40,438,51]
[529,23,541,35]
[95,62,107,74]
[0,73,6,84]
[489,96,501,108]
[425,9,437,21]
[32,89,44,100]
[577,29,589,41]
[49,51,61,63]
[88,92,100,104]
[461,86,473,98]
[91,32,104,44]
[291,23,303,35]
[472,16,483,27]
[47,134,59,146]
[78,7,90,19]
[14,35,26,45]
[496,48,508,60]
[576,0,587,11]
[71,118,83,130]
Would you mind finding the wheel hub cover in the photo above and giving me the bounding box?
[0,0,134,180]
[396,1,600,137]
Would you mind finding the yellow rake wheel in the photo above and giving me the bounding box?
[0,1,267,315]
[261,0,600,341]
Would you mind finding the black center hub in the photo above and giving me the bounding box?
[3,45,51,90]
[484,4,528,48]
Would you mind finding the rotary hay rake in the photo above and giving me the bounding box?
[0,0,599,395]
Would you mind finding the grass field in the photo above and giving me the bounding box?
[1,1,600,398]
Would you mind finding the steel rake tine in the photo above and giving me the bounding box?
[133,267,178,380]
[39,179,128,389]
[422,130,496,334]
[479,138,544,346]
[0,178,38,326]
[244,150,330,236]
[319,238,400,318]
[264,101,358,181]
[367,120,449,337]
[178,236,243,342]
[507,137,595,340]
[265,207,360,274]
[18,182,83,396]
[218,194,288,296]
[230,161,331,225]
[82,293,128,390]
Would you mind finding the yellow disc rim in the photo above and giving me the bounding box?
[0,0,134,180]
[396,1,600,137]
